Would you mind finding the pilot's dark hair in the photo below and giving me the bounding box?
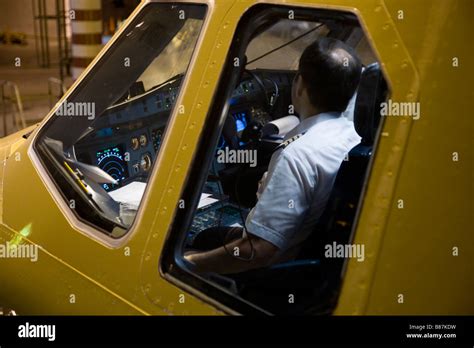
[298,37,362,112]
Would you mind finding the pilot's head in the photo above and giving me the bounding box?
[292,37,362,119]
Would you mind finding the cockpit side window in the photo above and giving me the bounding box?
[162,5,388,315]
[33,4,207,237]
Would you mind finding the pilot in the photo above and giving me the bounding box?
[185,37,362,274]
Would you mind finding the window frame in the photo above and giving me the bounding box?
[27,1,209,248]
[161,3,384,315]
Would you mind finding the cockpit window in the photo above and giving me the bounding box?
[138,19,203,92]
[246,19,329,70]
[162,5,388,315]
[34,4,206,236]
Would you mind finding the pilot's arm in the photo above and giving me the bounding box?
[184,233,279,274]
[185,150,314,274]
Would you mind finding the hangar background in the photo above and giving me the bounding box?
[0,0,139,137]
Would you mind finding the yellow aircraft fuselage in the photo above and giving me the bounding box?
[0,0,471,315]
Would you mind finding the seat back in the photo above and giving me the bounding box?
[301,62,388,297]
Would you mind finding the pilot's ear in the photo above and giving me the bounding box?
[295,74,305,97]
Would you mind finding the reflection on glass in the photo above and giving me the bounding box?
[34,4,207,236]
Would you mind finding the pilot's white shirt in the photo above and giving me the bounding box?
[245,112,361,252]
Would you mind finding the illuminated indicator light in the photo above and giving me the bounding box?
[9,223,32,246]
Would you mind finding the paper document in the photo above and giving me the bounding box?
[109,181,147,210]
[110,183,218,211]
[198,194,219,209]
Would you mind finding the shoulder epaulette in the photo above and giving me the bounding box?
[273,133,305,153]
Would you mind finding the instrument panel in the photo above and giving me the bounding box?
[74,69,295,193]
[83,125,164,192]
[74,78,179,192]
[76,119,167,192]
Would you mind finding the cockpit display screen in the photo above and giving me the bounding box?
[95,145,129,191]
[233,111,248,132]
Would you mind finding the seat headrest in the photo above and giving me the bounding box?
[353,62,388,145]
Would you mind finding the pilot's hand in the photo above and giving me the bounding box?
[256,171,268,200]
[184,251,198,266]
[184,250,197,258]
